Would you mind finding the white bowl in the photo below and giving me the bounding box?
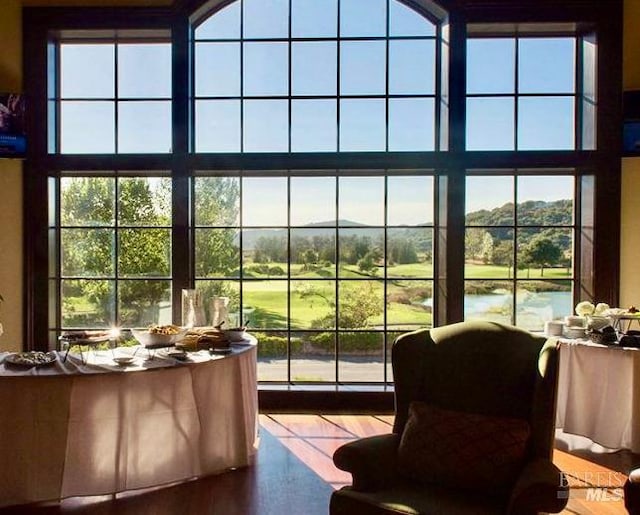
[224,329,248,342]
[131,327,188,348]
[113,356,134,366]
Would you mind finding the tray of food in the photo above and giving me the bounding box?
[59,330,111,345]
[131,324,188,349]
[5,351,57,367]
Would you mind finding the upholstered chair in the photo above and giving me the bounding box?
[330,321,568,515]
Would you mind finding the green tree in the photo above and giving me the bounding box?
[520,236,562,277]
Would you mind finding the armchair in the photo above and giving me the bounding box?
[330,321,568,515]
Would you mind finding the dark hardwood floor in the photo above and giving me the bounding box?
[1,414,634,515]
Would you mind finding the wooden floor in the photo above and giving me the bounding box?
[2,414,634,515]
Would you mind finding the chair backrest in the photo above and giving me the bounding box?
[392,321,559,460]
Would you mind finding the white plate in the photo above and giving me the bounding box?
[5,351,57,367]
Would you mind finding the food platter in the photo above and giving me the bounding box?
[5,351,57,367]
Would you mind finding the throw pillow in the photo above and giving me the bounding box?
[398,402,531,491]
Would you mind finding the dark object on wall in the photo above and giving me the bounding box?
[624,90,640,153]
[0,93,26,157]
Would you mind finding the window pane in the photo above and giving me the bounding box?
[118,43,171,99]
[196,100,241,152]
[118,101,172,153]
[339,99,385,151]
[387,229,433,278]
[195,229,240,277]
[516,281,572,332]
[465,228,514,279]
[62,279,114,328]
[256,330,288,381]
[389,0,435,37]
[291,281,335,329]
[290,177,336,226]
[517,176,574,225]
[61,101,115,154]
[118,177,172,226]
[243,281,288,329]
[61,44,114,99]
[339,176,384,226]
[61,177,115,226]
[389,40,435,95]
[242,177,287,226]
[118,229,171,277]
[243,42,289,97]
[292,42,337,96]
[61,229,114,277]
[292,0,337,38]
[466,176,514,225]
[195,43,241,97]
[388,176,434,226]
[291,100,337,152]
[338,331,384,382]
[465,280,513,325]
[338,280,384,329]
[291,332,335,382]
[339,228,384,278]
[518,97,575,150]
[118,280,172,327]
[518,38,575,94]
[194,177,240,226]
[386,280,432,330]
[340,41,386,95]
[388,98,434,151]
[195,280,241,325]
[243,0,289,39]
[340,0,386,37]
[466,97,514,151]
[290,228,336,277]
[517,228,573,279]
[195,2,241,40]
[242,229,288,278]
[466,38,515,94]
[243,100,288,152]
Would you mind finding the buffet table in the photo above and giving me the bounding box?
[556,339,640,452]
[0,339,258,508]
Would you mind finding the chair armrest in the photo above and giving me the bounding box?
[507,459,568,515]
[333,433,401,492]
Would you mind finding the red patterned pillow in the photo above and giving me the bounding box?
[398,402,531,490]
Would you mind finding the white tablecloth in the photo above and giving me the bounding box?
[0,341,258,508]
[556,339,640,452]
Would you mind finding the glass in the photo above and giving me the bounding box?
[242,229,288,277]
[119,280,171,327]
[387,228,433,278]
[290,177,336,226]
[466,176,514,223]
[466,38,515,94]
[118,177,172,226]
[195,2,241,40]
[338,279,384,329]
[388,176,434,226]
[195,43,241,97]
[338,229,385,278]
[465,228,514,279]
[291,332,336,382]
[181,288,206,327]
[290,228,336,277]
[243,100,288,152]
[61,177,115,226]
[194,176,240,226]
[61,101,115,154]
[338,331,384,382]
[242,281,288,329]
[243,42,289,97]
[61,44,115,99]
[339,99,386,151]
[292,42,337,96]
[195,280,241,322]
[386,280,433,330]
[340,0,386,37]
[388,98,435,151]
[61,279,114,328]
[118,43,171,99]
[61,229,114,277]
[518,38,575,94]
[464,280,513,325]
[291,100,337,152]
[242,177,287,226]
[255,331,288,381]
[389,40,435,95]
[518,97,575,150]
[209,296,230,327]
[339,177,384,226]
[389,0,435,37]
[466,97,515,151]
[118,229,171,277]
[243,0,289,39]
[195,229,240,277]
[195,100,241,152]
[340,41,386,95]
[292,0,337,38]
[517,176,574,225]
[290,280,336,329]
[118,101,172,153]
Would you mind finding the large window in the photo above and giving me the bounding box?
[26,0,621,394]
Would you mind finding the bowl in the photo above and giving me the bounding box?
[131,326,188,348]
[113,356,135,366]
[224,328,248,342]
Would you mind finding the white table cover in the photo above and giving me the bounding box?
[556,339,640,452]
[0,341,258,508]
